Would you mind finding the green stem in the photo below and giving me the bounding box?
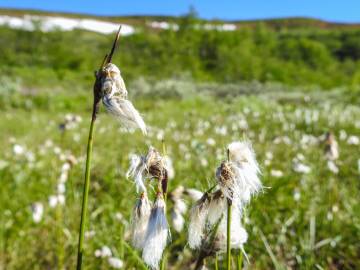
[76,112,96,270]
[123,241,148,270]
[215,253,219,270]
[226,201,232,270]
[237,250,243,270]
[56,206,64,270]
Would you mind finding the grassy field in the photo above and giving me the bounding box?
[0,82,359,269]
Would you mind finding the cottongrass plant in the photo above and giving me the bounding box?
[76,26,147,270]
[168,186,187,233]
[188,140,262,270]
[127,146,170,269]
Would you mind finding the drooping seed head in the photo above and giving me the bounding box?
[142,193,169,269]
[131,192,152,250]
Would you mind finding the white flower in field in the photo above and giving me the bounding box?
[270,169,283,178]
[171,209,185,233]
[31,202,44,223]
[174,199,187,214]
[185,188,204,202]
[101,246,112,257]
[108,257,124,269]
[57,194,65,205]
[49,195,58,208]
[293,161,311,174]
[200,158,208,167]
[339,130,347,141]
[265,151,273,160]
[332,205,339,213]
[164,155,175,179]
[324,132,339,160]
[188,194,210,249]
[156,130,165,141]
[206,138,216,146]
[216,141,262,204]
[273,136,292,145]
[115,212,123,221]
[25,151,35,162]
[94,249,102,257]
[13,144,25,155]
[300,134,318,148]
[295,153,305,161]
[45,139,54,148]
[127,147,168,193]
[61,162,71,172]
[126,154,145,192]
[131,193,152,250]
[327,160,339,174]
[216,205,248,251]
[53,146,61,155]
[101,63,147,135]
[347,135,359,145]
[206,191,226,226]
[215,126,227,135]
[103,97,147,135]
[59,171,68,183]
[95,245,112,258]
[142,194,169,269]
[57,183,66,194]
[238,119,248,130]
[293,190,301,201]
[85,230,96,239]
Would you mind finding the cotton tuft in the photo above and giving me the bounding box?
[101,63,147,135]
[142,195,169,269]
[131,193,152,250]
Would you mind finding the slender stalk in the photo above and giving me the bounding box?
[226,200,232,270]
[226,148,232,270]
[76,111,96,270]
[56,205,64,270]
[75,25,122,270]
[236,250,243,270]
[215,253,219,270]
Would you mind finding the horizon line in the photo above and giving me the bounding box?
[0,6,359,25]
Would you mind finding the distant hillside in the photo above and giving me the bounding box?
[0,8,359,90]
[0,8,359,31]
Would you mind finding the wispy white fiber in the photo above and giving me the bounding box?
[142,195,169,269]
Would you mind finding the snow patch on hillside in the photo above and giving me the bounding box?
[0,15,134,35]
[148,21,237,31]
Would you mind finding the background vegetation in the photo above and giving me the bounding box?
[0,8,359,270]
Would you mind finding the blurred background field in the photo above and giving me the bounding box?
[0,6,359,270]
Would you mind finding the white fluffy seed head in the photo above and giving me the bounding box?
[127,154,146,192]
[207,191,226,226]
[215,204,248,252]
[31,202,44,223]
[102,97,147,135]
[174,199,187,215]
[142,194,169,269]
[185,188,204,202]
[127,147,167,193]
[171,209,185,233]
[164,155,175,179]
[225,141,262,204]
[131,193,152,250]
[101,63,127,98]
[188,194,210,249]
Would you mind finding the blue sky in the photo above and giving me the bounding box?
[0,0,359,23]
